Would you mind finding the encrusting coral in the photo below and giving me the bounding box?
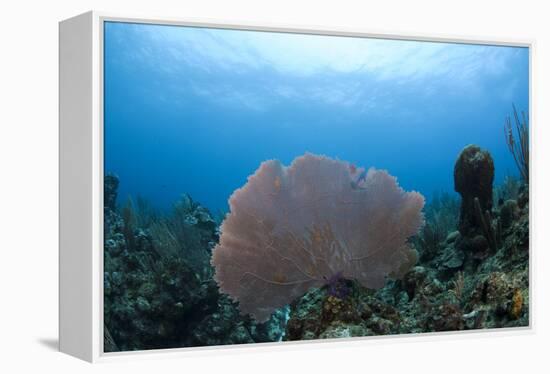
[211,153,425,322]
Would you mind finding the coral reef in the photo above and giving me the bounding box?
[104,174,119,211]
[103,175,286,351]
[211,153,424,322]
[284,146,528,340]
[104,142,528,351]
[415,192,460,262]
[285,281,401,340]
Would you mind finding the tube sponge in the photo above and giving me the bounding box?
[211,153,424,322]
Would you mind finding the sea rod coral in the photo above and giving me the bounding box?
[211,153,425,322]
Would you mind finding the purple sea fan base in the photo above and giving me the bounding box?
[325,272,351,299]
[211,153,425,322]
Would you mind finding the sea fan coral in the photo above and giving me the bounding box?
[211,153,425,322]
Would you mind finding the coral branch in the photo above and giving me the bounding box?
[504,105,529,182]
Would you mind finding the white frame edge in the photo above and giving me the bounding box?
[59,10,102,363]
[59,10,534,363]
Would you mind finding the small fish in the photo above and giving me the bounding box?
[349,163,357,174]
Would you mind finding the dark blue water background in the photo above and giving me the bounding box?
[104,22,529,213]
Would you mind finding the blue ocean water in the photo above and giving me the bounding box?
[104,21,529,213]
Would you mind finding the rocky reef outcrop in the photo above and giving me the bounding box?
[452,145,501,262]
[454,145,495,240]
[103,175,287,351]
[285,223,528,339]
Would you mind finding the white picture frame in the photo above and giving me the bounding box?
[59,10,533,363]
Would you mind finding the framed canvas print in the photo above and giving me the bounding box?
[59,11,532,362]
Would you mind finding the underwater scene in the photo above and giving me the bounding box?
[103,21,530,352]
